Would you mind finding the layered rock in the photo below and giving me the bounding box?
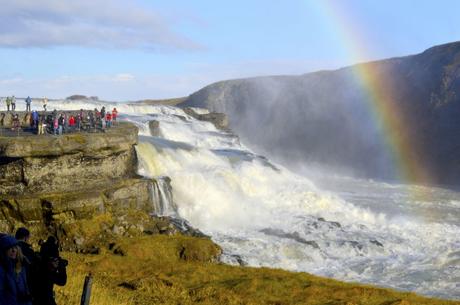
[182,107,229,131]
[0,122,162,247]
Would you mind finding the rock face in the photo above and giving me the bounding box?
[182,107,229,131]
[0,122,164,246]
[148,120,161,137]
[0,123,139,194]
[181,41,460,187]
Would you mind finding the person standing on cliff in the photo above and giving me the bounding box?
[38,115,46,135]
[25,96,32,112]
[42,97,48,112]
[112,107,118,125]
[58,114,64,135]
[6,96,11,112]
[11,95,16,111]
[31,111,39,132]
[53,117,58,135]
[100,106,106,129]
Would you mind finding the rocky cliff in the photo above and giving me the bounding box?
[0,122,168,249]
[181,41,460,187]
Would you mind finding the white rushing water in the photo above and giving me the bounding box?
[2,99,459,299]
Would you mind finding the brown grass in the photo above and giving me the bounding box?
[55,235,460,305]
[134,97,187,106]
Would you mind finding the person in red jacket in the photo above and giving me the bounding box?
[112,108,118,125]
[105,112,112,128]
[68,115,76,131]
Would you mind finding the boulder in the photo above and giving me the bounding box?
[148,120,161,137]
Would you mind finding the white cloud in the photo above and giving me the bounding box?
[113,73,135,82]
[0,59,346,101]
[0,77,23,85]
[0,0,202,50]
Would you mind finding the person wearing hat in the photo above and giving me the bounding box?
[33,237,67,305]
[0,235,32,305]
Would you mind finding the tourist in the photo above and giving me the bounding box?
[68,115,76,131]
[100,106,106,120]
[15,228,39,297]
[25,96,32,112]
[63,113,68,133]
[95,108,101,129]
[105,112,112,128]
[58,114,64,135]
[112,108,118,125]
[0,235,32,305]
[12,114,20,132]
[15,228,35,267]
[32,111,39,131]
[42,97,48,111]
[53,117,58,135]
[5,96,11,112]
[38,115,46,135]
[33,237,67,305]
[77,110,84,131]
[88,111,95,129]
[11,95,16,111]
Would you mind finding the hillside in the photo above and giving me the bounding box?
[181,41,460,187]
[56,234,460,305]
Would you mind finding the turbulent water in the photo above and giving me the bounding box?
[3,99,459,299]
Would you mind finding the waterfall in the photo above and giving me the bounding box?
[150,176,178,216]
[30,99,459,299]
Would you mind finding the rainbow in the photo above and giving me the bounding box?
[306,1,433,188]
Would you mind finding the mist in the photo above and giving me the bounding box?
[184,71,400,183]
[183,43,460,187]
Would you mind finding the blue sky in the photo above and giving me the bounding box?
[0,0,459,101]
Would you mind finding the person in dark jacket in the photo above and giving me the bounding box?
[33,237,67,305]
[15,228,39,296]
[31,111,39,131]
[25,97,32,112]
[57,114,64,135]
[0,235,32,305]
[15,228,36,267]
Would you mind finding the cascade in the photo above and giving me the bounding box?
[150,176,178,216]
[15,99,458,300]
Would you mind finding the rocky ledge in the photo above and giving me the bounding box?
[0,121,182,250]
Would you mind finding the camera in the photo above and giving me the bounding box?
[58,258,69,268]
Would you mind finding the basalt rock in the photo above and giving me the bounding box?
[0,122,161,244]
[148,120,161,137]
[182,107,229,131]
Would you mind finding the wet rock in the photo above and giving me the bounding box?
[229,254,247,266]
[260,228,320,249]
[313,218,342,230]
[182,107,229,130]
[370,239,384,247]
[148,120,161,137]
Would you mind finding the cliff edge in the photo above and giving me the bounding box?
[0,122,164,250]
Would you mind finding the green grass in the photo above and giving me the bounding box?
[55,235,460,305]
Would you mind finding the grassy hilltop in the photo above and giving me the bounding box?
[56,234,459,305]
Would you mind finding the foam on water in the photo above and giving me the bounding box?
[8,99,459,299]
